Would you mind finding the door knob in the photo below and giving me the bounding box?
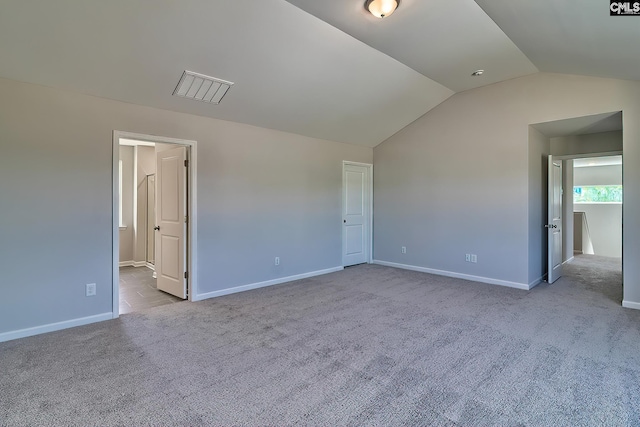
[343,220,346,223]
[154,226,160,231]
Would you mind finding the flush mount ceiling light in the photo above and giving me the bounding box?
[471,70,484,76]
[173,70,233,105]
[365,0,399,18]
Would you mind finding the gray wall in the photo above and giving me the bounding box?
[528,127,550,285]
[0,77,371,336]
[118,146,134,262]
[563,161,574,262]
[373,73,640,303]
[551,131,622,157]
[134,145,155,263]
[573,204,621,257]
[574,164,622,258]
[574,164,622,186]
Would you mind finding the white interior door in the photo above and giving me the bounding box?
[342,163,371,267]
[155,146,187,298]
[547,155,563,284]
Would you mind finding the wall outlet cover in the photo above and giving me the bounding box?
[86,283,97,297]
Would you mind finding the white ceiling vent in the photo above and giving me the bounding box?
[173,70,233,104]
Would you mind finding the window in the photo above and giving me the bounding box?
[574,185,622,203]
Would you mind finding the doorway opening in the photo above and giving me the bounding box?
[553,153,623,299]
[112,131,198,317]
[572,155,622,258]
[530,111,623,301]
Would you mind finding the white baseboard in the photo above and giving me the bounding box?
[193,266,344,302]
[0,312,113,343]
[622,300,640,310]
[372,260,530,290]
[563,257,575,265]
[146,263,155,271]
[529,275,546,289]
[119,261,148,268]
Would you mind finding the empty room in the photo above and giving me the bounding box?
[1,0,640,425]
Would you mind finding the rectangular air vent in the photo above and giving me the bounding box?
[173,70,233,104]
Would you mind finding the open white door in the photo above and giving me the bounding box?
[547,155,563,283]
[342,163,371,267]
[155,146,187,299]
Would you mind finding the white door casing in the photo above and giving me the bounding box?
[547,155,563,284]
[156,146,188,298]
[342,162,372,267]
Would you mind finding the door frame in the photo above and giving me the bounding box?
[112,131,198,318]
[342,161,373,266]
[551,150,623,276]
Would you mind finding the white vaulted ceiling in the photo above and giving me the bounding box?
[284,0,539,92]
[0,0,636,147]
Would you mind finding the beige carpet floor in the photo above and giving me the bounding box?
[1,255,638,426]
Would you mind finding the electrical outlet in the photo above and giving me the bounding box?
[471,254,478,263]
[275,257,280,266]
[86,283,96,297]
[401,246,406,254]
[465,254,471,262]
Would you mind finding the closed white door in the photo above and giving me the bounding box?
[547,155,563,284]
[155,146,187,299]
[343,163,371,266]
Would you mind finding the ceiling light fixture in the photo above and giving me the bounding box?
[471,70,484,76]
[365,0,399,18]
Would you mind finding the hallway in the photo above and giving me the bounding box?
[119,266,182,314]
[559,254,623,304]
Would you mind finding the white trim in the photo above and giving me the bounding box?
[146,263,155,271]
[0,313,113,343]
[118,261,147,268]
[112,138,120,317]
[342,161,373,266]
[132,147,139,268]
[120,138,156,147]
[113,131,199,319]
[574,202,622,205]
[372,260,530,290]
[562,256,575,265]
[193,267,343,301]
[529,275,546,289]
[553,150,623,161]
[622,301,640,310]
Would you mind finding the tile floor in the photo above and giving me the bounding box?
[119,266,183,314]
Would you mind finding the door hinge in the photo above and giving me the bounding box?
[184,271,189,279]
[184,159,189,167]
[185,215,188,223]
